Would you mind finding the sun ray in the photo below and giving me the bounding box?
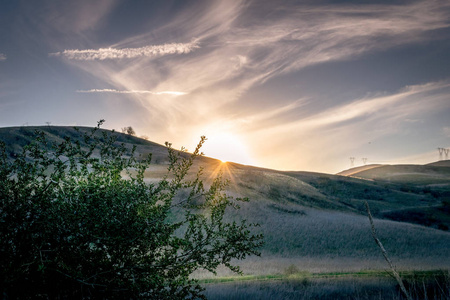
[200,132,255,166]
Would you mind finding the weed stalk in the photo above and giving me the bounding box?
[365,201,412,300]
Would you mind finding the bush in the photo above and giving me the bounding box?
[0,120,263,299]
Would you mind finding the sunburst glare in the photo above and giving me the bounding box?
[201,132,255,166]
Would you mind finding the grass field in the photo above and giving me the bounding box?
[2,126,449,298]
[202,270,450,300]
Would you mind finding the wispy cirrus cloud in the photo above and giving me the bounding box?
[253,80,450,135]
[63,0,450,102]
[222,0,450,83]
[106,0,450,107]
[43,0,450,172]
[0,53,6,61]
[67,0,449,146]
[242,79,450,172]
[76,89,187,96]
[50,41,199,60]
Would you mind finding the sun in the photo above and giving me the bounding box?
[201,132,255,166]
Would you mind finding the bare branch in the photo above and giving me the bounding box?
[365,201,412,300]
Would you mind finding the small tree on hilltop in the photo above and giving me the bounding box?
[127,126,136,135]
[0,120,263,299]
[121,126,136,136]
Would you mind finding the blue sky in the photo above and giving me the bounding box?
[0,0,449,173]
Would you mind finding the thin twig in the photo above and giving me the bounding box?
[365,201,412,300]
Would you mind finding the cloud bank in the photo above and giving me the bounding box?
[51,41,199,60]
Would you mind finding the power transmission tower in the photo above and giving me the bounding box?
[362,158,368,165]
[350,157,355,167]
[438,148,444,160]
[445,148,449,160]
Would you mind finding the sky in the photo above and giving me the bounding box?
[0,0,449,174]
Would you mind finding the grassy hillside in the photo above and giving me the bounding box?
[337,162,450,231]
[0,125,175,164]
[2,125,449,278]
[427,160,450,167]
[336,164,384,176]
[344,163,450,186]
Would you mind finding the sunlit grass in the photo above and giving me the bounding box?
[206,160,238,186]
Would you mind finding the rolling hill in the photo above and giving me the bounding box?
[1,125,449,276]
[338,162,450,186]
[336,162,450,231]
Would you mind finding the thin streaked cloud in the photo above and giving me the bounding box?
[76,89,187,96]
[254,80,450,134]
[95,0,450,109]
[306,81,450,130]
[242,79,450,171]
[223,0,450,83]
[50,41,199,60]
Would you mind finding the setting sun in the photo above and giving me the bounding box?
[201,132,255,166]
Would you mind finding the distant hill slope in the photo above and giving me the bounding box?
[427,160,450,167]
[337,160,450,233]
[339,162,450,186]
[336,164,384,177]
[2,125,449,273]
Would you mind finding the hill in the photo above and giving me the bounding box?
[336,161,450,233]
[336,164,384,177]
[1,125,449,276]
[427,160,450,167]
[339,162,450,186]
[0,125,177,164]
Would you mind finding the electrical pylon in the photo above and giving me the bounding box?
[350,157,355,167]
[438,148,444,160]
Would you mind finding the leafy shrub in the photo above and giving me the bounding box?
[0,121,263,299]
